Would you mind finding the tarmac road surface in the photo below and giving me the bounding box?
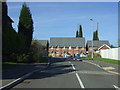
[12,58,119,89]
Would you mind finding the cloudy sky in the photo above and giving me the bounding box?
[7,2,118,46]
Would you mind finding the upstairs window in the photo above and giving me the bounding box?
[76,46,79,50]
[56,45,59,50]
[63,46,65,49]
[69,46,71,50]
[51,46,53,49]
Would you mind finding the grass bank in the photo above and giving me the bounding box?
[2,57,49,70]
[2,62,25,70]
[77,57,120,65]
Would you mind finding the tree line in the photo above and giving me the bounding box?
[2,2,34,62]
[75,24,99,40]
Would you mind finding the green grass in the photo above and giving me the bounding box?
[78,57,120,65]
[93,57,120,65]
[2,62,25,70]
[2,56,49,70]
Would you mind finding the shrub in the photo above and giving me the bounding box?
[48,54,52,57]
[39,57,48,63]
[9,53,18,62]
[93,53,101,58]
[16,52,47,63]
[17,54,29,63]
[87,53,101,58]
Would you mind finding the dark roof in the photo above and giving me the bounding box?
[87,40,110,48]
[50,37,85,48]
[32,40,48,46]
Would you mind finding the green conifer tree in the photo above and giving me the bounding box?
[2,2,18,61]
[93,30,99,40]
[18,3,33,53]
[79,25,83,37]
[76,30,79,37]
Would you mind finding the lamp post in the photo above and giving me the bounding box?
[90,19,94,59]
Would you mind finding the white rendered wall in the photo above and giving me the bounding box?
[100,48,120,60]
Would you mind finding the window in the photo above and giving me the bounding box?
[69,46,71,50]
[76,46,78,50]
[63,50,66,54]
[63,46,65,49]
[56,52,59,55]
[56,45,59,50]
[82,47,84,49]
[51,50,54,54]
[51,46,53,49]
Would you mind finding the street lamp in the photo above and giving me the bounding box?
[90,19,99,59]
[90,19,94,59]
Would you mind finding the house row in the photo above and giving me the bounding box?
[49,37,110,57]
[36,37,110,57]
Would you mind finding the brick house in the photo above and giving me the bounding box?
[49,37,85,57]
[87,40,110,53]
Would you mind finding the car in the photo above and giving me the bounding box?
[66,53,72,58]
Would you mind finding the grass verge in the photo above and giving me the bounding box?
[2,57,49,70]
[77,57,120,65]
[2,62,25,70]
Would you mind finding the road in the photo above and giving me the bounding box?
[12,58,119,89]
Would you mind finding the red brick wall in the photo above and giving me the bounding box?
[49,47,86,57]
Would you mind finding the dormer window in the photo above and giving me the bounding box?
[56,45,59,50]
[76,46,78,50]
[69,46,71,50]
[82,47,84,49]
[51,46,53,49]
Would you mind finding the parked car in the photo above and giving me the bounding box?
[66,53,72,58]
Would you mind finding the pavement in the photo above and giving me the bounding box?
[1,63,50,90]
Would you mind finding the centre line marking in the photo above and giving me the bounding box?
[70,63,85,88]
[76,73,85,88]
[71,64,76,70]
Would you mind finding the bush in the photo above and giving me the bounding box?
[17,53,29,63]
[48,54,52,57]
[9,53,18,62]
[88,53,101,58]
[29,52,41,63]
[39,57,48,63]
[16,52,48,63]
[93,53,101,58]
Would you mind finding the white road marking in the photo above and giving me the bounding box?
[75,73,85,88]
[70,63,85,88]
[71,64,76,70]
[68,61,71,64]
[113,85,120,90]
